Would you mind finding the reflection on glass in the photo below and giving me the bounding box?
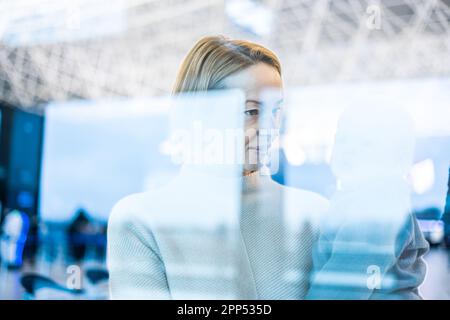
[107,89,330,299]
[305,105,429,299]
[106,86,441,299]
[33,79,449,300]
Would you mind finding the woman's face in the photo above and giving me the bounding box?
[222,63,283,175]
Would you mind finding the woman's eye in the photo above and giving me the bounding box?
[245,109,259,117]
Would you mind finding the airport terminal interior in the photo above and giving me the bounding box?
[0,0,449,299]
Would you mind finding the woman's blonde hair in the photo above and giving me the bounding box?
[173,35,281,94]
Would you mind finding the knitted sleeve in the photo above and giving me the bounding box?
[107,198,171,299]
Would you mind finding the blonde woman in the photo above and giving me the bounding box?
[107,36,329,299]
[106,36,427,300]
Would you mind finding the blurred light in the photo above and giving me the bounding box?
[2,0,126,46]
[17,191,35,209]
[324,145,333,164]
[159,139,174,156]
[282,134,306,166]
[418,219,444,245]
[225,0,273,37]
[410,159,435,195]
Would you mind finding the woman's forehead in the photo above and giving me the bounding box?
[223,63,283,100]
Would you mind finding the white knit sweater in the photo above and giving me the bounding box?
[107,170,428,299]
